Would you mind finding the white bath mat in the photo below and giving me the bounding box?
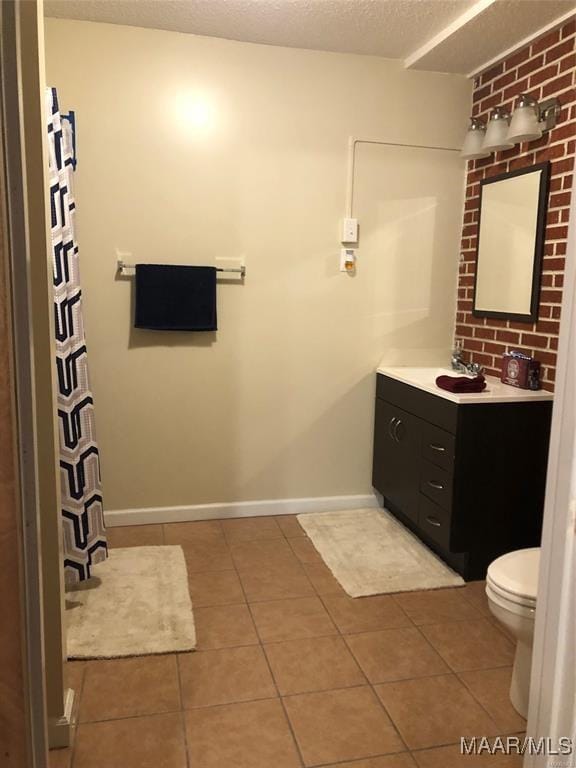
[66,546,196,659]
[298,508,464,597]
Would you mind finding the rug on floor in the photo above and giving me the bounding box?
[298,508,464,597]
[66,545,196,659]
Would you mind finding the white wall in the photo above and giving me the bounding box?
[44,19,470,511]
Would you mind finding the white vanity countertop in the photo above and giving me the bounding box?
[377,366,554,405]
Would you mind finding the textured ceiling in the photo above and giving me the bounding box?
[42,0,480,58]
[44,0,575,75]
[411,0,576,73]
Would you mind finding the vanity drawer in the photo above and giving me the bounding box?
[421,423,455,471]
[420,460,453,510]
[376,374,458,434]
[418,495,452,551]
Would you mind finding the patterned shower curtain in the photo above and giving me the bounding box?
[46,87,108,586]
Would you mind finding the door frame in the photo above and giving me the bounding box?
[525,169,576,763]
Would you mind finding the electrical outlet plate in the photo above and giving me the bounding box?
[340,248,355,272]
[341,218,358,244]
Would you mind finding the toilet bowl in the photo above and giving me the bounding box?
[485,547,540,718]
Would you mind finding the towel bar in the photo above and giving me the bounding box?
[116,259,246,278]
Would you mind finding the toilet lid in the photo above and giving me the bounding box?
[486,548,540,602]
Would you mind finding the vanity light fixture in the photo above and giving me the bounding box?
[482,107,513,152]
[461,117,490,160]
[507,93,562,144]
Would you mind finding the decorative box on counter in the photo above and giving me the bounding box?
[501,351,541,390]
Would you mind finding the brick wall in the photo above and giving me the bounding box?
[456,17,575,391]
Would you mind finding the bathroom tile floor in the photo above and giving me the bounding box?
[50,515,525,768]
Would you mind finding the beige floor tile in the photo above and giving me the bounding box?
[375,675,498,750]
[251,596,337,642]
[284,686,404,766]
[185,698,301,768]
[412,743,523,767]
[323,757,417,768]
[239,561,316,602]
[277,516,307,538]
[393,588,482,626]
[79,656,180,723]
[48,728,75,768]
[420,619,515,672]
[222,516,283,543]
[181,541,235,573]
[194,604,259,649]
[322,594,411,634]
[303,562,347,596]
[459,668,526,733]
[345,627,449,683]
[462,581,492,617]
[288,537,324,565]
[163,520,224,546]
[187,569,245,607]
[48,746,72,768]
[231,538,299,570]
[179,646,276,708]
[264,635,365,695]
[74,712,187,768]
[106,524,163,548]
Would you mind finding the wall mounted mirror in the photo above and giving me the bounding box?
[473,162,550,323]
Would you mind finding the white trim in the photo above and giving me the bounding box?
[404,0,496,70]
[525,168,576,764]
[105,494,380,527]
[47,688,74,750]
[467,9,576,79]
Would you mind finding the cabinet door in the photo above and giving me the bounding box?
[373,399,421,523]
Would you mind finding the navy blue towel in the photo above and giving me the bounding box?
[134,264,217,331]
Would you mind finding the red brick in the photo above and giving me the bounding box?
[505,47,532,71]
[532,29,561,55]
[545,39,575,64]
[559,53,576,72]
[542,73,574,98]
[483,342,508,356]
[536,320,560,334]
[550,191,572,208]
[473,84,491,102]
[529,64,560,89]
[474,327,495,340]
[492,70,517,93]
[496,330,520,343]
[546,225,569,240]
[561,19,575,38]
[518,54,545,79]
[521,334,550,349]
[536,144,565,164]
[481,62,504,85]
[544,257,566,271]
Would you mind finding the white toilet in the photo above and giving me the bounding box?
[485,547,540,718]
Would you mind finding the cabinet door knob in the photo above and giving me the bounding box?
[426,515,442,527]
[428,480,444,490]
[429,443,446,452]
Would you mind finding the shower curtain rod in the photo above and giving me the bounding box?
[116,259,246,278]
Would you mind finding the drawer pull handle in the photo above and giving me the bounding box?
[388,417,397,439]
[426,515,442,527]
[429,443,446,452]
[393,418,403,443]
[428,480,444,490]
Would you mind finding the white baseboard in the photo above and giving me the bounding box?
[48,687,74,749]
[104,493,379,527]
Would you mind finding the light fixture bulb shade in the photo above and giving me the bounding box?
[461,120,490,159]
[507,104,542,143]
[482,113,513,152]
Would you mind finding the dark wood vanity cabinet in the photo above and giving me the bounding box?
[372,374,553,581]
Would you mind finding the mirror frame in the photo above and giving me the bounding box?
[472,161,550,323]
